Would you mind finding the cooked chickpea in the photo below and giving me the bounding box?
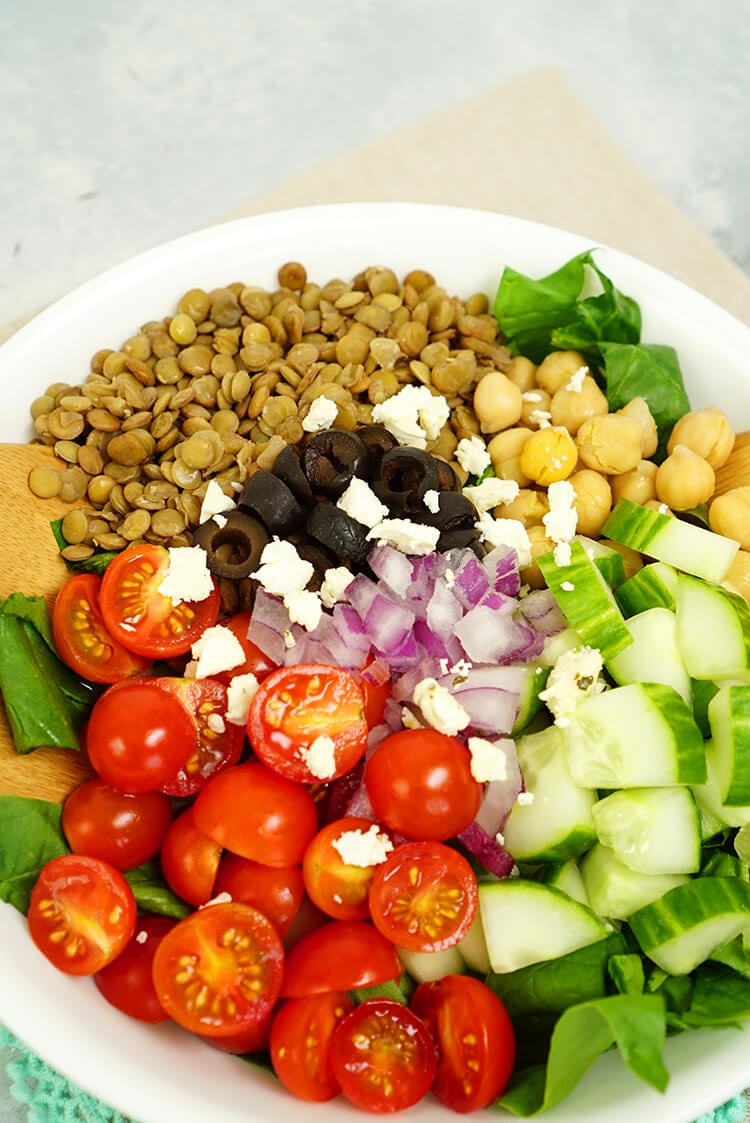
[550,375,608,436]
[498,487,549,526]
[473,370,523,433]
[487,426,534,485]
[519,524,555,589]
[724,549,750,605]
[505,355,537,393]
[568,469,612,538]
[611,459,659,506]
[618,397,658,458]
[576,415,642,475]
[655,444,715,511]
[667,406,735,469]
[535,350,588,395]
[519,426,578,486]
[708,487,750,549]
[520,388,552,430]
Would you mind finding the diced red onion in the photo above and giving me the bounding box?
[364,593,415,654]
[450,553,491,609]
[474,744,523,835]
[483,544,522,597]
[426,579,465,641]
[519,588,568,637]
[457,820,516,878]
[454,603,542,664]
[361,655,391,687]
[367,545,414,599]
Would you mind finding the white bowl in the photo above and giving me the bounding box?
[1,203,749,1123]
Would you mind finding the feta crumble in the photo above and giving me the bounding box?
[337,477,389,529]
[543,480,578,568]
[299,735,338,780]
[456,435,491,477]
[412,678,471,737]
[366,518,440,556]
[199,479,236,524]
[516,791,535,806]
[476,514,532,567]
[319,566,355,608]
[371,384,450,449]
[463,477,520,513]
[423,488,441,515]
[565,365,589,393]
[467,736,510,783]
[206,712,226,734]
[284,588,323,631]
[191,625,246,679]
[302,395,339,432]
[331,824,394,868]
[529,409,552,428]
[225,672,260,725]
[157,546,215,606]
[251,539,314,597]
[539,645,605,726]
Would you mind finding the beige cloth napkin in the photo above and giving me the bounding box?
[3,66,749,344]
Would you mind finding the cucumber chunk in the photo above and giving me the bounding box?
[577,535,627,588]
[538,539,633,661]
[478,880,608,973]
[502,726,597,863]
[606,606,691,703]
[675,574,750,682]
[397,944,466,983]
[629,877,750,975]
[563,682,706,789]
[692,739,750,830]
[591,786,701,875]
[580,843,690,920]
[707,685,750,806]
[457,909,491,974]
[538,859,591,908]
[615,562,679,616]
[510,663,550,736]
[602,499,739,584]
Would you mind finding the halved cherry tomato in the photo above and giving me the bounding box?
[368,840,477,953]
[52,573,153,684]
[358,659,392,729]
[248,663,367,784]
[365,728,482,840]
[213,611,277,684]
[99,542,220,658]
[330,999,437,1113]
[411,974,516,1112]
[200,1013,274,1055]
[214,853,304,936]
[302,816,391,922]
[160,804,223,906]
[193,761,318,868]
[152,901,284,1037]
[154,676,246,797]
[28,854,136,976]
[62,777,173,870]
[280,920,401,998]
[95,915,175,1023]
[85,680,195,793]
[270,991,354,1102]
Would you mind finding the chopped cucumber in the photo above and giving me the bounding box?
[615,561,678,616]
[577,535,627,588]
[591,787,701,875]
[539,626,580,666]
[510,663,551,736]
[707,685,750,805]
[538,859,591,908]
[629,877,750,975]
[692,739,750,830]
[602,498,739,584]
[692,678,720,738]
[457,909,491,974]
[675,574,750,682]
[580,843,690,920]
[397,944,465,983]
[563,682,706,789]
[538,539,633,661]
[502,726,597,862]
[478,879,608,973]
[606,606,691,703]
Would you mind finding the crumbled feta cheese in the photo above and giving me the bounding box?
[544,480,578,569]
[565,365,589,393]
[199,479,236,524]
[529,409,552,428]
[319,566,355,608]
[284,588,323,631]
[413,678,471,737]
[337,477,389,529]
[200,891,233,909]
[456,435,491,477]
[553,542,572,567]
[251,539,314,597]
[371,384,450,449]
[476,514,532,567]
[302,395,339,432]
[463,477,520,513]
[225,672,260,725]
[331,824,394,867]
[207,712,226,734]
[191,625,246,679]
[444,567,455,588]
[157,546,215,606]
[539,645,605,726]
[516,791,535,806]
[423,488,441,515]
[299,735,337,780]
[495,831,505,846]
[560,580,575,592]
[449,659,473,679]
[467,736,510,783]
[135,929,148,945]
[366,518,440,556]
[213,513,228,529]
[522,391,544,403]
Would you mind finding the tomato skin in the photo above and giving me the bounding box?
[99,542,221,658]
[160,804,223,906]
[199,1012,274,1054]
[280,920,402,998]
[270,991,354,1102]
[359,661,392,729]
[28,854,136,976]
[248,663,368,784]
[214,853,304,936]
[364,728,482,841]
[330,999,437,1113]
[95,915,175,1023]
[411,975,516,1112]
[214,611,277,684]
[52,573,153,684]
[302,817,391,922]
[151,901,284,1037]
[153,676,246,798]
[86,681,196,794]
[193,761,318,868]
[62,778,173,871]
[368,841,478,953]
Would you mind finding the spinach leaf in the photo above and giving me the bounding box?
[124,860,191,920]
[498,994,669,1116]
[0,795,69,913]
[608,953,646,996]
[600,342,691,457]
[349,975,414,1006]
[680,964,750,1028]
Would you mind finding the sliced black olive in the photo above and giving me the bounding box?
[420,490,478,532]
[355,424,399,468]
[437,526,482,552]
[371,446,441,515]
[433,457,461,492]
[193,510,269,580]
[291,538,340,591]
[237,470,304,535]
[271,443,313,505]
[306,501,371,567]
[301,429,370,498]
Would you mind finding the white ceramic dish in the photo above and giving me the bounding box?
[1,203,749,1123]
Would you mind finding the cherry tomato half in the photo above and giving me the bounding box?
[28,854,136,976]
[248,663,367,784]
[62,777,173,871]
[160,804,223,907]
[214,852,304,936]
[365,728,482,841]
[193,761,318,868]
[280,920,402,999]
[368,841,478,953]
[411,974,516,1112]
[99,542,220,658]
[330,999,437,1113]
[152,901,284,1037]
[86,681,196,793]
[95,914,175,1023]
[52,573,153,684]
[302,817,392,922]
[154,676,246,797]
[270,991,354,1102]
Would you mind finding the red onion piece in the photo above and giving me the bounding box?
[458,820,516,878]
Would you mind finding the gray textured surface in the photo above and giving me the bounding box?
[0,0,748,327]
